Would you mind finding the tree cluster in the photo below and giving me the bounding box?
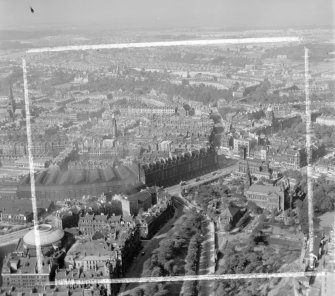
[139,211,204,295]
[235,211,250,228]
[292,173,335,215]
[185,234,203,275]
[182,233,203,296]
[84,72,231,105]
[314,124,335,148]
[214,243,283,296]
[262,43,334,63]
[189,184,231,215]
[129,284,169,296]
[142,211,204,278]
[276,121,306,139]
[219,106,245,120]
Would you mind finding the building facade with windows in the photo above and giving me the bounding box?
[245,184,288,211]
[238,159,272,179]
[142,147,218,187]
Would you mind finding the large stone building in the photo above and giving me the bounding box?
[137,195,174,239]
[127,190,152,215]
[233,138,258,158]
[78,212,141,238]
[107,189,154,216]
[119,106,176,116]
[268,147,307,169]
[316,115,335,126]
[0,179,20,199]
[1,223,68,289]
[76,213,140,276]
[0,198,52,225]
[59,239,120,295]
[0,139,67,159]
[2,215,140,296]
[245,184,289,211]
[217,204,246,230]
[142,147,218,187]
[238,159,272,180]
[22,224,65,255]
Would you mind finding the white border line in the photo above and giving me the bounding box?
[22,36,324,287]
[26,37,300,53]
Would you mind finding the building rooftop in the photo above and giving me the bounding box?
[128,190,151,202]
[66,239,117,260]
[246,184,284,196]
[20,163,140,187]
[23,224,64,247]
[0,199,51,216]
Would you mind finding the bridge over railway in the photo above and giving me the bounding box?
[182,163,238,190]
[165,163,238,198]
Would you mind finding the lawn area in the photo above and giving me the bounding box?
[268,237,302,250]
[318,211,335,231]
[268,224,302,239]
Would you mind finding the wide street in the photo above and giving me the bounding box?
[166,162,238,196]
[0,227,31,247]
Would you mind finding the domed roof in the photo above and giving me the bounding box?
[23,224,64,247]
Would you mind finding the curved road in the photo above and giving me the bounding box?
[0,227,31,247]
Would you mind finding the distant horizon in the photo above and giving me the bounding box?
[1,25,333,44]
[1,0,334,33]
[1,23,334,32]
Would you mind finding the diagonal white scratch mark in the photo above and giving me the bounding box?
[22,57,43,274]
[304,48,315,270]
[26,37,301,53]
[21,270,329,286]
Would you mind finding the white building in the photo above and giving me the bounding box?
[159,140,173,152]
[316,116,335,126]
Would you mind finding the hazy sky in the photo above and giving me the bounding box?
[0,0,334,30]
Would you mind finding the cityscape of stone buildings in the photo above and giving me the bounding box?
[0,27,334,296]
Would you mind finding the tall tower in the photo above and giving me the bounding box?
[266,106,275,134]
[7,84,16,120]
[116,62,119,75]
[111,113,117,137]
[53,214,63,230]
[266,106,275,123]
[244,160,252,187]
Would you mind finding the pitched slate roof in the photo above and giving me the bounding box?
[221,204,241,218]
[0,198,51,215]
[21,164,139,186]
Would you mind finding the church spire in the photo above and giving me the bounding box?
[8,83,16,121]
[111,113,117,137]
[245,160,252,187]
